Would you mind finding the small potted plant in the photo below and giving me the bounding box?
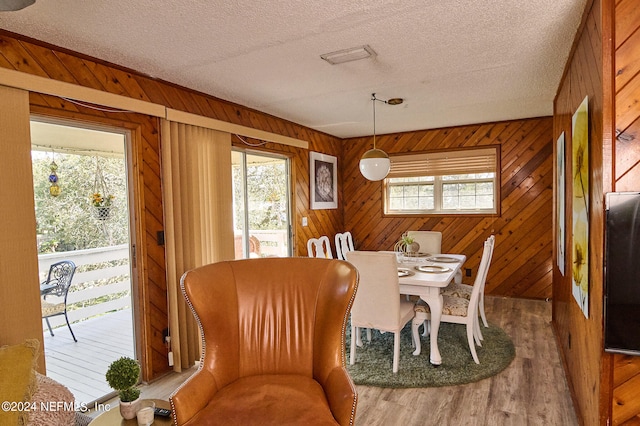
[105,356,141,419]
[395,233,420,254]
[91,192,115,220]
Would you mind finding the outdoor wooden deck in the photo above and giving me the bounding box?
[43,308,134,405]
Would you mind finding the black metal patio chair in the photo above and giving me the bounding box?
[40,260,78,342]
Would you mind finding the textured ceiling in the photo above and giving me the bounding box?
[0,0,587,138]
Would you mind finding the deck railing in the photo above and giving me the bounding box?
[249,230,288,257]
[39,233,287,329]
[38,244,131,328]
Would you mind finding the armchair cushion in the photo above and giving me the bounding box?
[0,339,39,426]
[41,301,65,316]
[184,375,340,426]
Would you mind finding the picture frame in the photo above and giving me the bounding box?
[556,132,566,276]
[310,151,338,209]
[571,95,589,319]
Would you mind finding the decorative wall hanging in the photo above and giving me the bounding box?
[556,132,566,276]
[48,150,61,197]
[310,151,337,209]
[571,96,589,319]
[92,156,115,220]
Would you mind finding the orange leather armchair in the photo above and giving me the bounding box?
[169,257,359,426]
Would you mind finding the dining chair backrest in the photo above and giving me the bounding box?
[307,236,333,258]
[346,251,401,330]
[406,230,442,254]
[334,232,355,260]
[478,235,495,290]
[468,239,493,309]
[42,260,76,299]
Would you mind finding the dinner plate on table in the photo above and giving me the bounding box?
[397,268,414,277]
[403,252,431,258]
[415,265,452,273]
[426,256,459,263]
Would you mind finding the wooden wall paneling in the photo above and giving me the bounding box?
[501,120,552,176]
[552,0,617,424]
[614,119,640,182]
[489,198,552,293]
[344,117,554,300]
[602,0,616,417]
[20,43,80,85]
[459,122,505,148]
[0,35,48,77]
[612,0,640,423]
[0,47,12,68]
[614,356,640,388]
[614,0,640,48]
[615,75,640,130]
[55,53,109,89]
[441,216,486,254]
[500,120,548,172]
[614,24,640,91]
[612,375,640,425]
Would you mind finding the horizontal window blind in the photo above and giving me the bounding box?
[388,147,497,178]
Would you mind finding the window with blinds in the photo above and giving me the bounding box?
[384,147,499,215]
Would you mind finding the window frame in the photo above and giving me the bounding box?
[382,146,501,217]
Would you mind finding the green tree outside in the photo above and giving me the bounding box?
[32,152,129,253]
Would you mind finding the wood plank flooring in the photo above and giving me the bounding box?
[353,297,577,425]
[43,308,134,404]
[99,296,577,425]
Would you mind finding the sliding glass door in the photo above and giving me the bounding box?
[30,118,136,404]
[232,150,292,259]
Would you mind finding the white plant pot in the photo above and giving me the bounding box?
[119,398,140,420]
[407,242,420,253]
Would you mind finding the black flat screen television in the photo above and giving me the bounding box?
[604,192,640,355]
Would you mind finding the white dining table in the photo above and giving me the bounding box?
[396,253,466,366]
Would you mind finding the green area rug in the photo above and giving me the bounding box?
[345,322,515,388]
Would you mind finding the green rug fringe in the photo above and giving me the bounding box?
[345,322,515,388]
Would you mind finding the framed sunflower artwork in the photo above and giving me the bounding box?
[571,95,589,319]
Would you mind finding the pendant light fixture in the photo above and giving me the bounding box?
[359,93,403,181]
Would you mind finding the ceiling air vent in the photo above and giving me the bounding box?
[320,45,376,65]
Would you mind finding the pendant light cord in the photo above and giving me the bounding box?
[372,93,377,149]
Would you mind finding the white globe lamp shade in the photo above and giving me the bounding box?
[359,148,390,181]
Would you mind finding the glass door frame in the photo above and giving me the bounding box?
[30,115,142,400]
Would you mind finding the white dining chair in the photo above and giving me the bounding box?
[407,229,462,286]
[441,235,495,334]
[406,229,460,319]
[307,236,333,258]
[346,251,415,373]
[411,238,493,364]
[406,230,442,255]
[334,231,355,260]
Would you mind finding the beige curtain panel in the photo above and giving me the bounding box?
[0,85,46,372]
[161,120,234,372]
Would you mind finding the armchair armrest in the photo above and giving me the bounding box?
[169,368,219,425]
[323,366,357,426]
